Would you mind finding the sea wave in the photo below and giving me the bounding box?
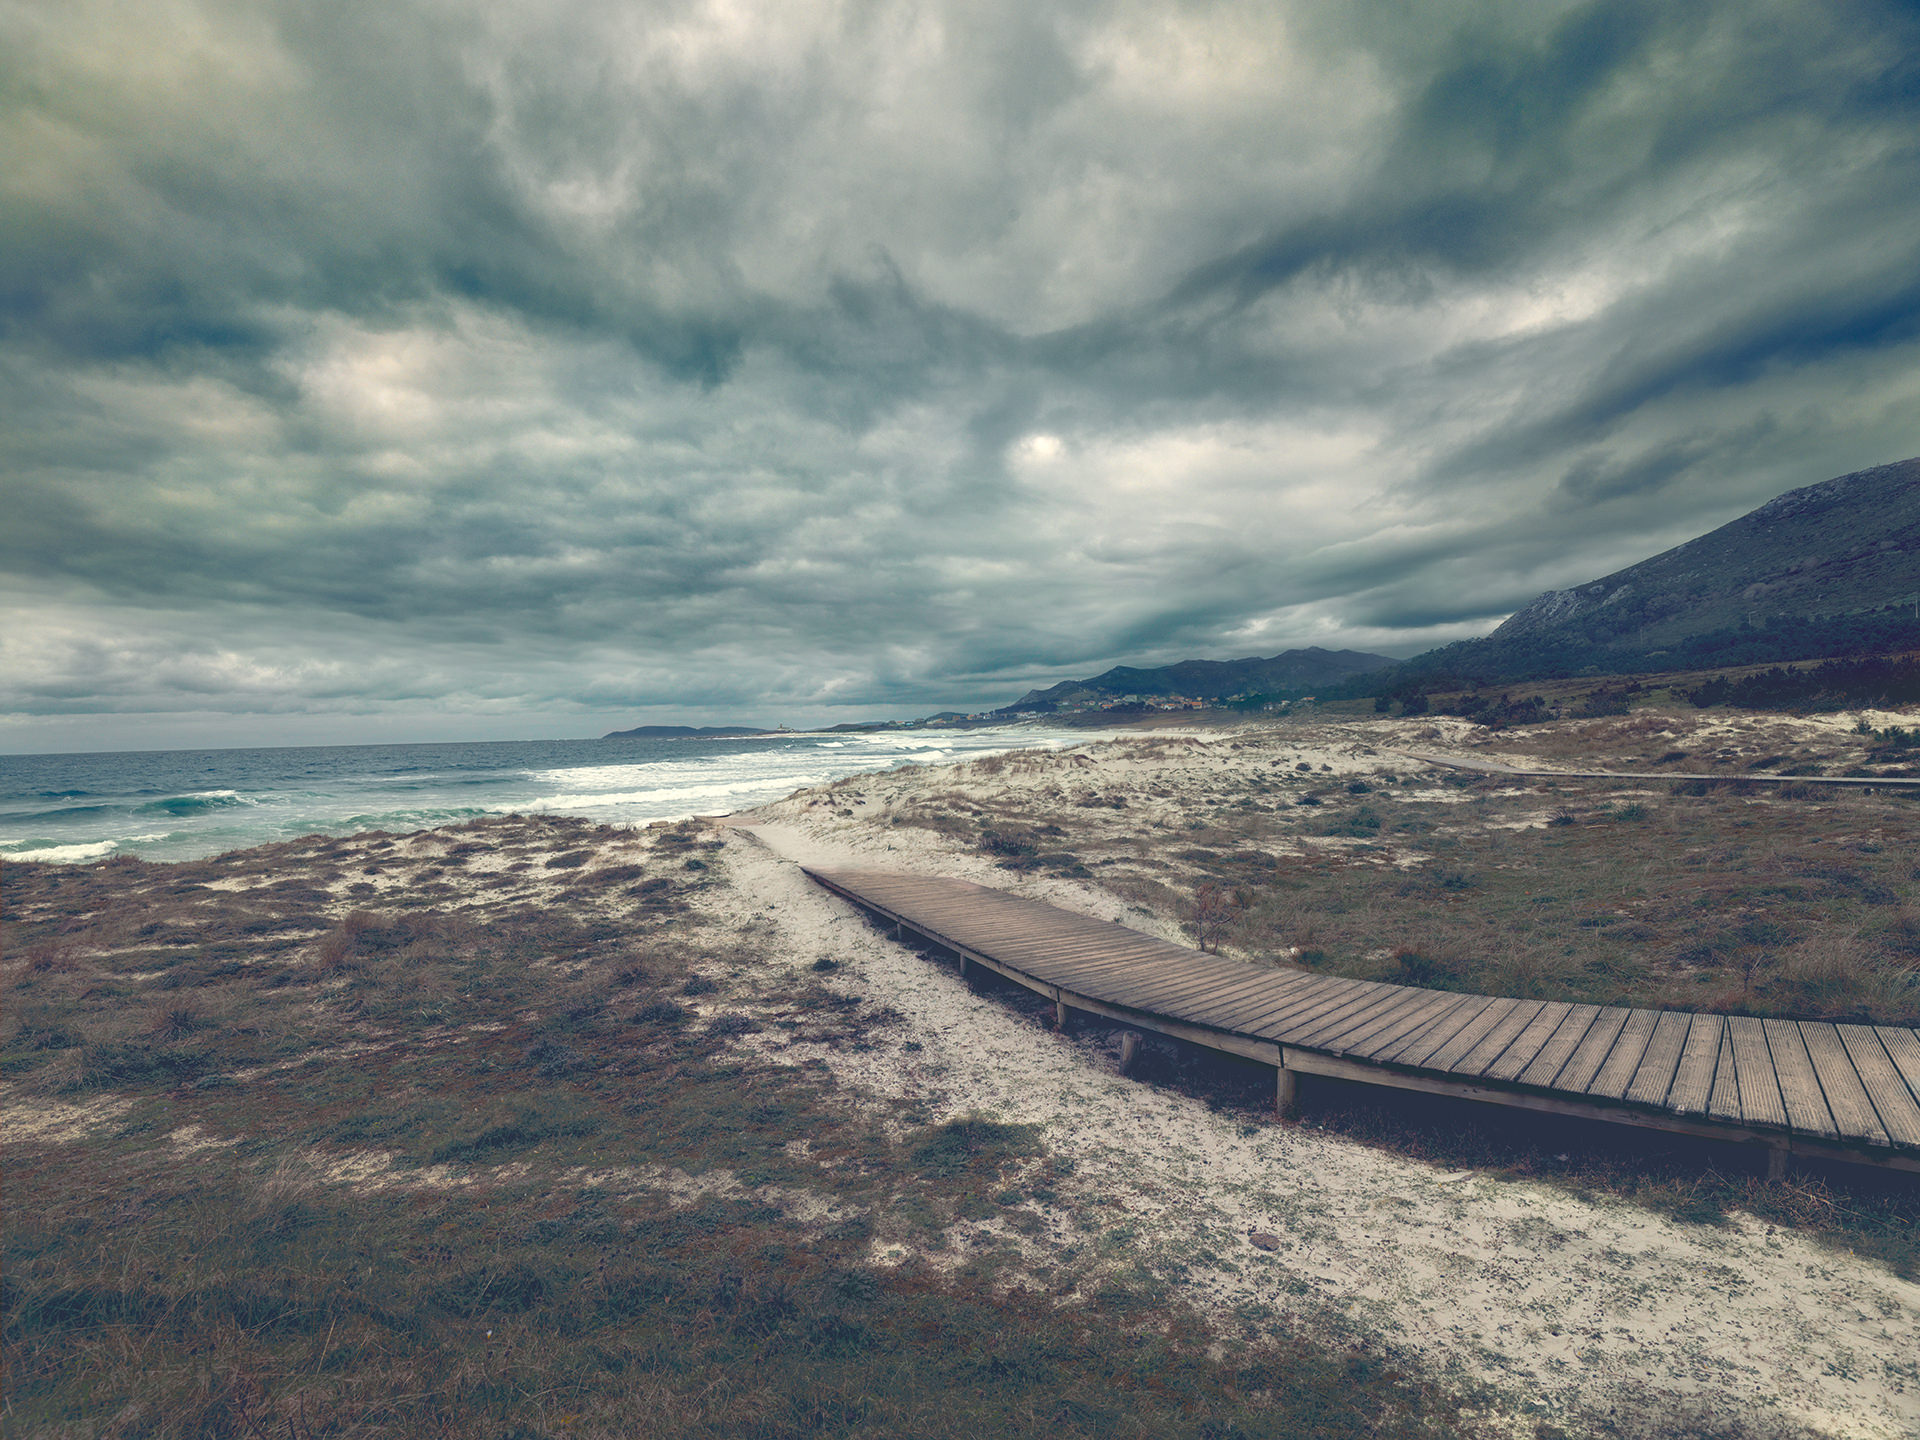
[335,807,495,830]
[136,790,255,817]
[7,839,120,862]
[5,801,120,824]
[520,773,835,811]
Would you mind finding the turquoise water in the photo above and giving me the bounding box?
[0,728,1073,864]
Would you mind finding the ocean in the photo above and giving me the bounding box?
[0,727,1078,865]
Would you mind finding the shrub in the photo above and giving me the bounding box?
[910,1114,1042,1178]
[1392,945,1474,989]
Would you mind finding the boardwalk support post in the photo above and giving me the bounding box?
[1767,1144,1789,1183]
[1275,1057,1298,1117]
[1119,1031,1139,1071]
[1055,1000,1070,1030]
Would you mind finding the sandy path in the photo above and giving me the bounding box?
[716,817,1919,1440]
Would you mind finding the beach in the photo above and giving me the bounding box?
[6,709,1919,1436]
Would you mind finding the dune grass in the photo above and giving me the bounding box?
[903,716,1920,1025]
[4,820,1481,1440]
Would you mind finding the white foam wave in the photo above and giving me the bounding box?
[8,839,119,862]
[521,773,835,811]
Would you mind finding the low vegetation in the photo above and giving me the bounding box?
[4,817,1481,1439]
[905,714,1920,1026]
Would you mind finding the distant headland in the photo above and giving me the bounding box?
[602,724,780,739]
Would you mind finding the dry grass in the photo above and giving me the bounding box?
[3,815,1491,1440]
[894,712,1920,1025]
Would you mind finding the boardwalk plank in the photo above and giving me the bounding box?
[1230,976,1365,1034]
[1377,996,1496,1066]
[1254,979,1387,1042]
[1131,968,1291,1016]
[1482,1002,1574,1083]
[1586,1010,1659,1100]
[946,925,1164,960]
[1706,1023,1742,1123]
[1764,1021,1838,1139]
[1320,987,1444,1054]
[1279,984,1413,1049]
[998,938,1197,984]
[1513,1005,1602,1089]
[1800,1024,1886,1147]
[1555,1008,1632,1094]
[1728,1018,1787,1129]
[1010,935,1200,972]
[1667,1015,1724,1117]
[1344,991,1476,1061]
[1624,1011,1693,1108]
[1177,971,1324,1028]
[1875,1029,1920,1108]
[1201,980,1343,1035]
[1088,961,1273,1014]
[1417,998,1521,1072]
[1055,965,1228,1014]
[1450,1000,1548,1078]
[1836,1027,1920,1149]
[1175,975,1328,1029]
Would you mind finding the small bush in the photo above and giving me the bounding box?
[1392,946,1474,989]
[149,1004,203,1040]
[431,1111,599,1165]
[910,1114,1043,1179]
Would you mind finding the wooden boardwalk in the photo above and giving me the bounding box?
[1399,749,1920,789]
[804,867,1920,1175]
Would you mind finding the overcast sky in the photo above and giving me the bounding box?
[4,0,1918,750]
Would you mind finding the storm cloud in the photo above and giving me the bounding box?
[4,0,1918,747]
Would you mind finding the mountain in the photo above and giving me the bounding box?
[993,646,1397,714]
[1382,456,1920,689]
[1492,457,1920,647]
[603,724,776,739]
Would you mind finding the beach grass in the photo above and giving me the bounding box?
[896,717,1920,1026]
[4,818,1481,1440]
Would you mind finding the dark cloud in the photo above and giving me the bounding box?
[3,0,1918,748]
